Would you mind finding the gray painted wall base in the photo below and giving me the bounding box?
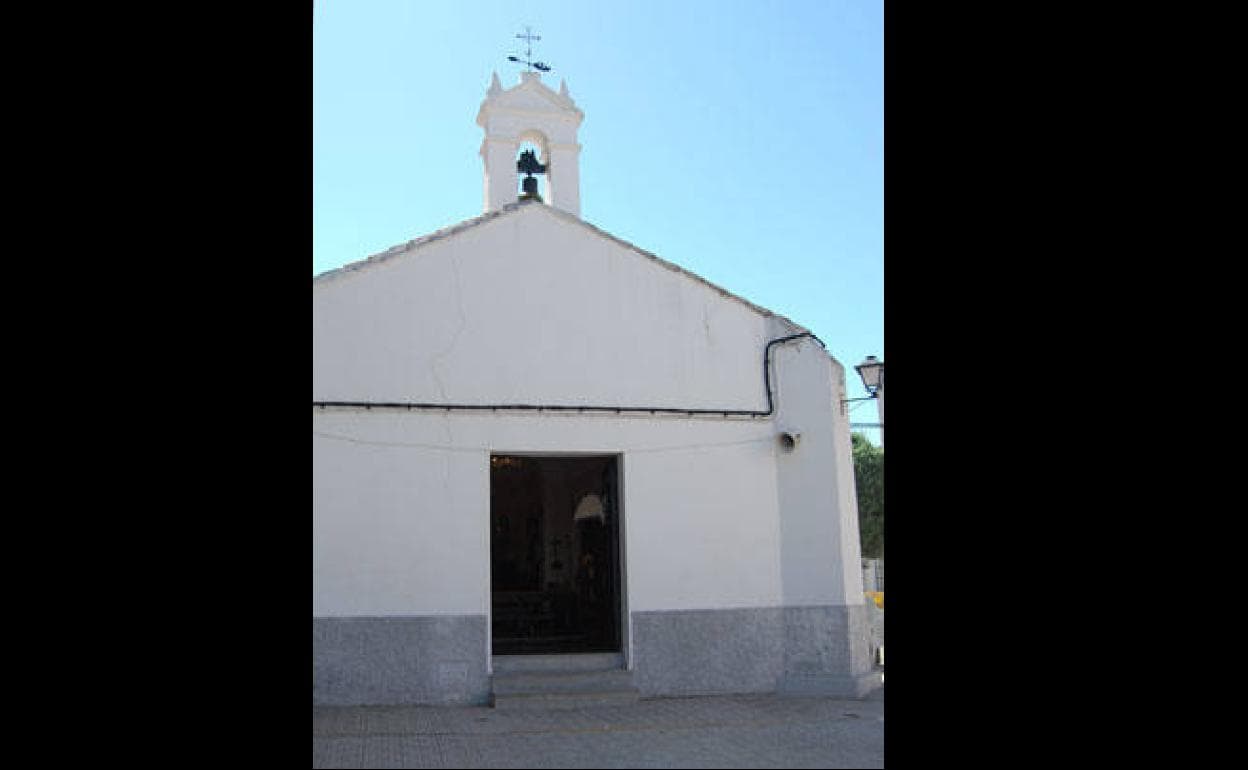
[632,605,875,699]
[313,605,872,705]
[313,615,489,706]
[632,607,784,696]
[779,671,881,698]
[779,604,875,697]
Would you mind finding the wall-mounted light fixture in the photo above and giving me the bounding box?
[855,356,884,397]
[842,355,885,405]
[845,355,884,445]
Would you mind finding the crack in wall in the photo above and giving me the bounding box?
[427,251,469,413]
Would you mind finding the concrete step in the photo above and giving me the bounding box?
[491,689,641,711]
[492,669,635,696]
[490,654,639,710]
[492,653,624,674]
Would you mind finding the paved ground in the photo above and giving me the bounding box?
[313,684,884,768]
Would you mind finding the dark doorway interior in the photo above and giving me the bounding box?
[490,455,621,654]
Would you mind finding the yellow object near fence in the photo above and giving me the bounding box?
[865,591,884,609]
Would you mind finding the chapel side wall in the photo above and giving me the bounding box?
[628,329,877,698]
[768,331,876,697]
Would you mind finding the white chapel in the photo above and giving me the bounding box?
[312,69,876,706]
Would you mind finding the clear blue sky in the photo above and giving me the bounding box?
[314,0,883,440]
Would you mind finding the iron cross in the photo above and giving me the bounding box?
[516,26,540,62]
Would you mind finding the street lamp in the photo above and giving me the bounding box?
[855,356,883,397]
[853,356,884,445]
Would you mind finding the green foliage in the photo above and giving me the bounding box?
[851,433,884,559]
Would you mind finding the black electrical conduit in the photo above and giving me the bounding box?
[312,332,824,418]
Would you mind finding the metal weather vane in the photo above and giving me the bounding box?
[507,26,552,72]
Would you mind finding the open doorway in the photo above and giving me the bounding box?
[490,454,621,655]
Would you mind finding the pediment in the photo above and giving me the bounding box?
[314,200,814,409]
[485,78,580,117]
[314,200,803,334]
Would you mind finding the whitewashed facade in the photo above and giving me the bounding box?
[312,72,875,705]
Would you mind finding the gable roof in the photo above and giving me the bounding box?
[313,199,812,337]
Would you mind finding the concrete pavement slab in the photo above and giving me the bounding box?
[314,686,884,768]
